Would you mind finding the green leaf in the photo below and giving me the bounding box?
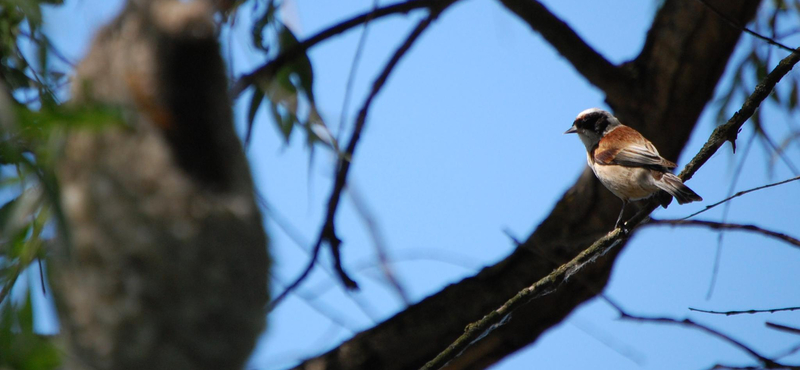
[0,197,19,228]
[0,292,61,370]
[0,194,35,255]
[1,65,34,90]
[269,102,292,142]
[246,88,265,146]
[15,102,125,135]
[19,292,34,333]
[278,26,315,102]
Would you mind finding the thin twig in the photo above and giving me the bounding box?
[646,219,800,249]
[760,126,800,176]
[776,343,800,360]
[694,0,796,53]
[569,318,646,366]
[707,132,756,299]
[336,0,379,142]
[37,258,45,295]
[682,175,800,220]
[256,192,382,320]
[690,306,800,316]
[231,0,451,97]
[418,228,629,370]
[269,4,453,309]
[323,3,451,285]
[270,272,360,332]
[348,185,410,305]
[18,30,75,68]
[766,322,800,336]
[419,48,800,370]
[603,297,784,369]
[679,49,800,182]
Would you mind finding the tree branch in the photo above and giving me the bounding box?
[604,298,789,369]
[683,175,800,220]
[496,0,632,98]
[231,0,454,97]
[694,0,795,52]
[269,2,455,307]
[646,219,800,250]
[690,306,800,315]
[620,46,800,229]
[419,229,629,370]
[679,48,800,182]
[766,322,800,336]
[288,2,764,369]
[421,43,800,370]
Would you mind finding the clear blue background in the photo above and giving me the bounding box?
[14,0,800,369]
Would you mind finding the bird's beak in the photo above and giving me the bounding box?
[564,126,577,134]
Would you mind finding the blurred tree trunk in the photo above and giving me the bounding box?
[53,1,269,370]
[291,0,762,369]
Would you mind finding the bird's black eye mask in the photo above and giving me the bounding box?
[574,112,608,133]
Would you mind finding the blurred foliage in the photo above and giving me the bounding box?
[240,0,335,151]
[713,0,800,176]
[1,1,119,369]
[0,294,60,370]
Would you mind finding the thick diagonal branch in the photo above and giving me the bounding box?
[422,47,800,369]
[496,0,632,98]
[289,1,763,369]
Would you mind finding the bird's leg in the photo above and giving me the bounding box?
[615,200,628,229]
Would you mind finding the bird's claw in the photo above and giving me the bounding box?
[615,221,630,235]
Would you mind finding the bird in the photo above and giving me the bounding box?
[564,108,702,229]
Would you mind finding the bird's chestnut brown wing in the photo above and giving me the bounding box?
[593,125,677,170]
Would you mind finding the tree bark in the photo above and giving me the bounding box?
[291,0,762,369]
[53,2,269,370]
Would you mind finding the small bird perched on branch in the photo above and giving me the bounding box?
[565,108,702,229]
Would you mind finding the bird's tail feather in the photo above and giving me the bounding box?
[656,173,703,205]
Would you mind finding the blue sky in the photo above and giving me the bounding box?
[19,0,800,369]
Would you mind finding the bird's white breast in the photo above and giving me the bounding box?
[587,153,660,201]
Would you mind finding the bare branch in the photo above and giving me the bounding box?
[679,49,800,182]
[496,0,632,98]
[706,132,757,299]
[683,175,800,219]
[288,2,768,369]
[603,297,786,369]
[257,192,385,320]
[694,0,796,53]
[348,185,410,305]
[690,306,800,315]
[269,3,455,309]
[336,0,379,141]
[766,322,800,336]
[646,219,800,250]
[231,0,453,97]
[271,273,361,332]
[419,228,629,370]
[420,46,800,370]
[622,46,800,230]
